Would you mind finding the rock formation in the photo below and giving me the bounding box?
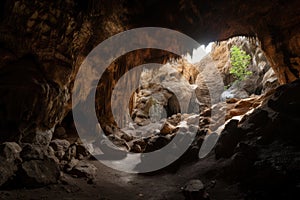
[0,0,300,199]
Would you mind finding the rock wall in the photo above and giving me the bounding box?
[0,0,300,188]
[0,0,299,140]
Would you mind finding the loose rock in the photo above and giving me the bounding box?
[19,158,60,187]
[0,142,22,187]
[68,160,97,179]
[182,179,210,200]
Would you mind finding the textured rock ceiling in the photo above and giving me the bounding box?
[1,0,300,84]
[0,0,300,138]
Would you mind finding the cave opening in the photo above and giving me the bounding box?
[105,36,278,152]
[62,36,278,175]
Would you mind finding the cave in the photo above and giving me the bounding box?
[1,0,300,199]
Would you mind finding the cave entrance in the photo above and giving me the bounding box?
[101,36,278,153]
[128,36,277,122]
[56,36,277,155]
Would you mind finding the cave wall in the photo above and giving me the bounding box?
[0,0,300,141]
[259,25,300,84]
[128,0,300,83]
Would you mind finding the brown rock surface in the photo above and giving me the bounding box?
[0,0,300,196]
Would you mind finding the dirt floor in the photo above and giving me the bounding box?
[0,154,243,200]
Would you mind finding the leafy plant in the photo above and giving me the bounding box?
[229,45,252,81]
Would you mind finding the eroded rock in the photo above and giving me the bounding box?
[19,158,60,187]
[0,142,22,187]
[215,119,242,159]
[50,139,70,159]
[20,144,46,161]
[182,179,210,200]
[68,160,97,179]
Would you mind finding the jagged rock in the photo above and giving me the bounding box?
[226,95,263,120]
[50,139,70,152]
[21,129,54,147]
[262,68,279,93]
[131,143,143,153]
[113,129,133,142]
[63,144,77,161]
[120,131,133,142]
[47,146,60,163]
[135,110,148,119]
[182,179,210,200]
[106,135,130,152]
[0,142,22,187]
[160,121,179,135]
[19,158,60,187]
[195,56,224,108]
[76,143,91,159]
[168,113,182,126]
[0,142,22,161]
[50,139,70,159]
[144,135,171,152]
[68,160,97,179]
[215,119,243,159]
[20,144,46,161]
[64,157,79,172]
[20,144,59,164]
[130,138,147,153]
[133,64,195,121]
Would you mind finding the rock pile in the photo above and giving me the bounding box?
[0,137,97,188]
[213,78,300,198]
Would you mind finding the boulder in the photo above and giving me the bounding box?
[160,121,179,135]
[19,158,60,187]
[221,83,249,101]
[144,135,171,152]
[182,179,210,200]
[76,143,91,159]
[64,157,79,172]
[0,142,22,187]
[50,139,70,159]
[50,139,70,152]
[215,119,243,159]
[0,142,22,162]
[63,144,77,161]
[20,144,45,161]
[68,160,97,179]
[261,68,279,93]
[21,129,54,147]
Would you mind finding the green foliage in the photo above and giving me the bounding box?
[229,45,252,81]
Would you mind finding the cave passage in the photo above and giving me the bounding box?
[1,1,300,199]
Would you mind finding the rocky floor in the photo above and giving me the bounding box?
[0,154,244,200]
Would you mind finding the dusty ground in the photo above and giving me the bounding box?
[0,154,243,200]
